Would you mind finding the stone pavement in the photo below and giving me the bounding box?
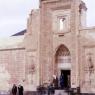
[27,90,68,95]
[23,90,69,95]
[54,90,68,95]
[0,90,69,95]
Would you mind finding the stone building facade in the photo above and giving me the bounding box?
[25,0,95,94]
[0,0,95,94]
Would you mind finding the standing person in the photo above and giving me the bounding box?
[12,84,17,95]
[18,85,24,95]
[67,75,70,88]
[52,75,58,89]
[60,73,64,89]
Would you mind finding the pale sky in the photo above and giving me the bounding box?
[0,0,94,37]
[83,0,95,26]
[0,0,39,37]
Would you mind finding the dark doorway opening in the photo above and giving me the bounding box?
[61,70,71,88]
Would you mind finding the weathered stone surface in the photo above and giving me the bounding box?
[0,0,95,94]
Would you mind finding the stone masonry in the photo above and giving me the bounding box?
[0,0,95,94]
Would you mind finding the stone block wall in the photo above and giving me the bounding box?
[0,48,26,90]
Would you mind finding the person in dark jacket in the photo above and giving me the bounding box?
[12,84,17,95]
[60,73,64,89]
[52,75,58,89]
[18,85,24,95]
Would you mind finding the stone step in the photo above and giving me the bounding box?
[0,90,68,95]
[24,90,69,95]
[24,91,38,95]
[54,90,68,95]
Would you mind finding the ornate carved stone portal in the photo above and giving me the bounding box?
[55,45,71,73]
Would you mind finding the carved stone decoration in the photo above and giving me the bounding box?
[27,52,37,86]
[0,64,10,90]
[86,52,95,89]
[87,53,94,74]
[31,56,36,74]
[30,63,36,74]
[79,1,87,13]
[28,54,36,74]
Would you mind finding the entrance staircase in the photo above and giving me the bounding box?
[54,90,68,95]
[24,90,69,95]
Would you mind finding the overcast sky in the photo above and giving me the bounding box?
[0,0,39,37]
[0,0,94,37]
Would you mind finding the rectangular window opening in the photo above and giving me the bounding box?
[59,18,65,31]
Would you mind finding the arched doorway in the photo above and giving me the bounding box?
[55,44,71,88]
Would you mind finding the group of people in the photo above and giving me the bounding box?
[52,74,64,89]
[47,74,65,95]
[12,84,24,95]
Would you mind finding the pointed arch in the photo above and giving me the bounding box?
[54,44,71,75]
